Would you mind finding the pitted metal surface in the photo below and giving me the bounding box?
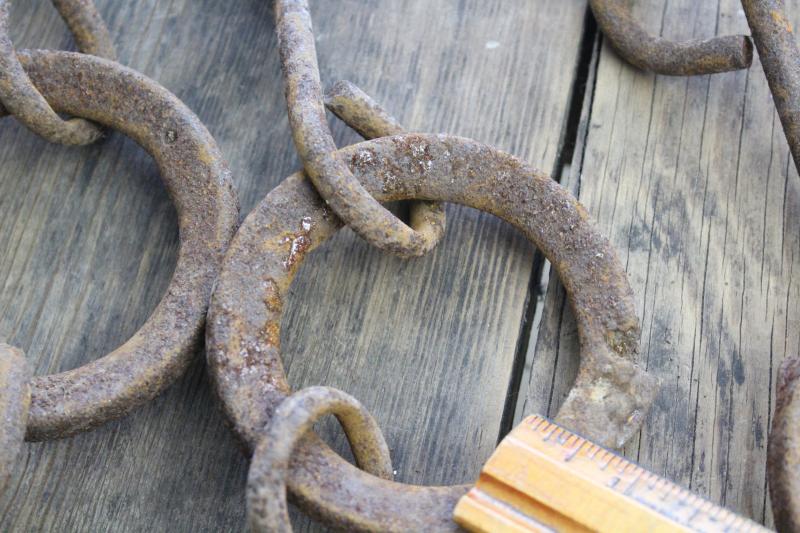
[323,80,446,246]
[207,132,657,531]
[0,0,114,144]
[2,50,239,441]
[247,386,393,533]
[741,0,800,175]
[275,0,445,258]
[590,0,753,76]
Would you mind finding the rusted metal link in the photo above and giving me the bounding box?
[208,132,657,531]
[589,0,753,76]
[1,50,239,440]
[323,80,446,252]
[0,0,114,144]
[768,356,800,532]
[247,386,392,532]
[324,80,406,140]
[741,0,800,176]
[0,344,30,491]
[50,0,116,59]
[275,0,445,258]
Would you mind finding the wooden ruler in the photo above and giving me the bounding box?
[453,415,770,532]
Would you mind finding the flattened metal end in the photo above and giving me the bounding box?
[556,352,659,450]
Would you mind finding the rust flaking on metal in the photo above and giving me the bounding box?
[0,0,115,144]
[274,0,445,258]
[247,386,393,533]
[2,50,239,441]
[207,132,658,531]
[590,0,753,76]
[323,80,446,252]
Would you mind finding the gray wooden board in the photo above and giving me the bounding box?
[0,0,588,530]
[515,0,800,528]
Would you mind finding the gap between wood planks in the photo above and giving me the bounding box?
[498,7,600,441]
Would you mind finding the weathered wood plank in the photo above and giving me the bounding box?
[516,0,800,527]
[0,0,588,530]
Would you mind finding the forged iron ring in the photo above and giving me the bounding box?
[589,0,753,76]
[275,0,445,258]
[0,0,114,144]
[247,386,393,533]
[1,50,239,441]
[207,133,658,531]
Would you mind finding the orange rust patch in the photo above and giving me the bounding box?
[262,278,283,312]
[260,321,281,348]
[772,9,794,32]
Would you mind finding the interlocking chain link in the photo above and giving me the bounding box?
[323,80,447,248]
[247,387,393,533]
[0,0,115,144]
[274,0,445,258]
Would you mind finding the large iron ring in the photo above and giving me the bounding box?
[1,50,239,441]
[207,133,657,531]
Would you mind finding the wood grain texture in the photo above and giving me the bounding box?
[516,0,800,527]
[0,0,588,530]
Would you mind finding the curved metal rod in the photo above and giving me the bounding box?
[3,50,239,440]
[323,80,446,251]
[590,0,753,76]
[247,387,392,532]
[0,344,30,492]
[274,0,444,258]
[51,0,116,59]
[0,0,114,144]
[768,356,800,532]
[208,133,658,531]
[741,0,800,175]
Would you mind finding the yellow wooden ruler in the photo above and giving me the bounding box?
[454,415,769,532]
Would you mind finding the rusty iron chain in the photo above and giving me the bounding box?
[207,76,657,529]
[2,0,800,531]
